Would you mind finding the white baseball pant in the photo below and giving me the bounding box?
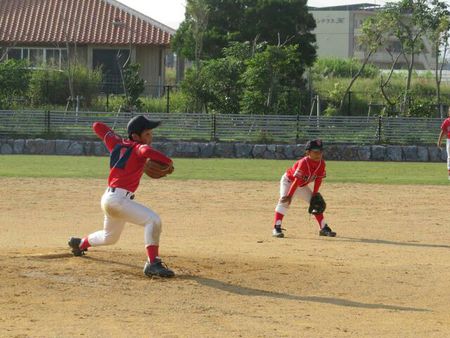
[447,139,450,170]
[275,174,327,228]
[87,188,161,247]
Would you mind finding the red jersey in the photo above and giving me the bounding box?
[286,157,326,195]
[441,118,450,138]
[93,122,172,193]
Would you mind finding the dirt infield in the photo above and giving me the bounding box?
[1,178,449,337]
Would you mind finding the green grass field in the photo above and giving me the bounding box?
[0,155,447,185]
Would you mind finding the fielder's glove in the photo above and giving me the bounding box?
[144,160,174,179]
[308,193,326,215]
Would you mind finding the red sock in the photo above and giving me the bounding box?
[314,214,325,229]
[274,212,284,228]
[146,245,159,263]
[79,237,91,250]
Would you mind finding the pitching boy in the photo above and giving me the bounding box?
[68,115,175,278]
[272,139,336,238]
[437,107,450,180]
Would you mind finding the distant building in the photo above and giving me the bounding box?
[0,0,176,95]
[309,3,436,70]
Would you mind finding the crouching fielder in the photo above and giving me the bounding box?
[272,139,336,238]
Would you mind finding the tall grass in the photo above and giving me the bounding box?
[313,73,450,117]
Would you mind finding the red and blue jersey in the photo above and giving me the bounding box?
[93,122,172,193]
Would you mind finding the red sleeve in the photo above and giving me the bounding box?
[313,162,326,193]
[293,159,307,180]
[136,144,173,166]
[288,160,309,195]
[442,119,450,130]
[92,122,122,152]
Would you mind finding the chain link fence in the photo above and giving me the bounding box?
[0,110,443,145]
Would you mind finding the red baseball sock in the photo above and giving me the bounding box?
[146,245,159,263]
[274,212,284,227]
[314,214,325,229]
[79,237,91,250]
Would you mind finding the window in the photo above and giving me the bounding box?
[93,49,130,94]
[5,47,68,68]
[60,49,68,67]
[7,48,21,60]
[46,49,60,67]
[29,49,44,66]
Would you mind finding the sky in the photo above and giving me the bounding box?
[118,0,447,29]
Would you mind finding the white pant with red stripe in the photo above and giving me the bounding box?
[275,174,313,214]
[275,174,327,228]
[87,188,161,248]
[447,139,450,170]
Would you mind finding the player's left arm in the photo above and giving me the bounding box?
[137,145,173,166]
[313,164,326,194]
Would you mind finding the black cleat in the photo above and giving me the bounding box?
[319,225,336,237]
[144,258,175,278]
[272,226,285,238]
[68,237,87,256]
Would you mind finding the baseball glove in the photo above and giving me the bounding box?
[308,193,326,215]
[144,160,174,179]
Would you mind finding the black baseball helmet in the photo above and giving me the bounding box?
[305,139,323,151]
[127,115,161,138]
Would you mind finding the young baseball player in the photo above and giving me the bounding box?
[437,107,450,180]
[68,115,175,278]
[272,139,336,238]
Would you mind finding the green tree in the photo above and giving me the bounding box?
[338,15,393,113]
[382,0,433,113]
[28,63,101,108]
[240,44,305,115]
[123,63,145,111]
[427,0,450,116]
[312,58,379,79]
[187,0,210,71]
[0,59,30,108]
[181,42,251,113]
[173,0,316,66]
[172,1,243,60]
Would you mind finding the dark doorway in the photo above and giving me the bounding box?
[93,49,130,94]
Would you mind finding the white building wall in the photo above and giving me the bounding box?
[311,8,436,70]
[311,11,351,58]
